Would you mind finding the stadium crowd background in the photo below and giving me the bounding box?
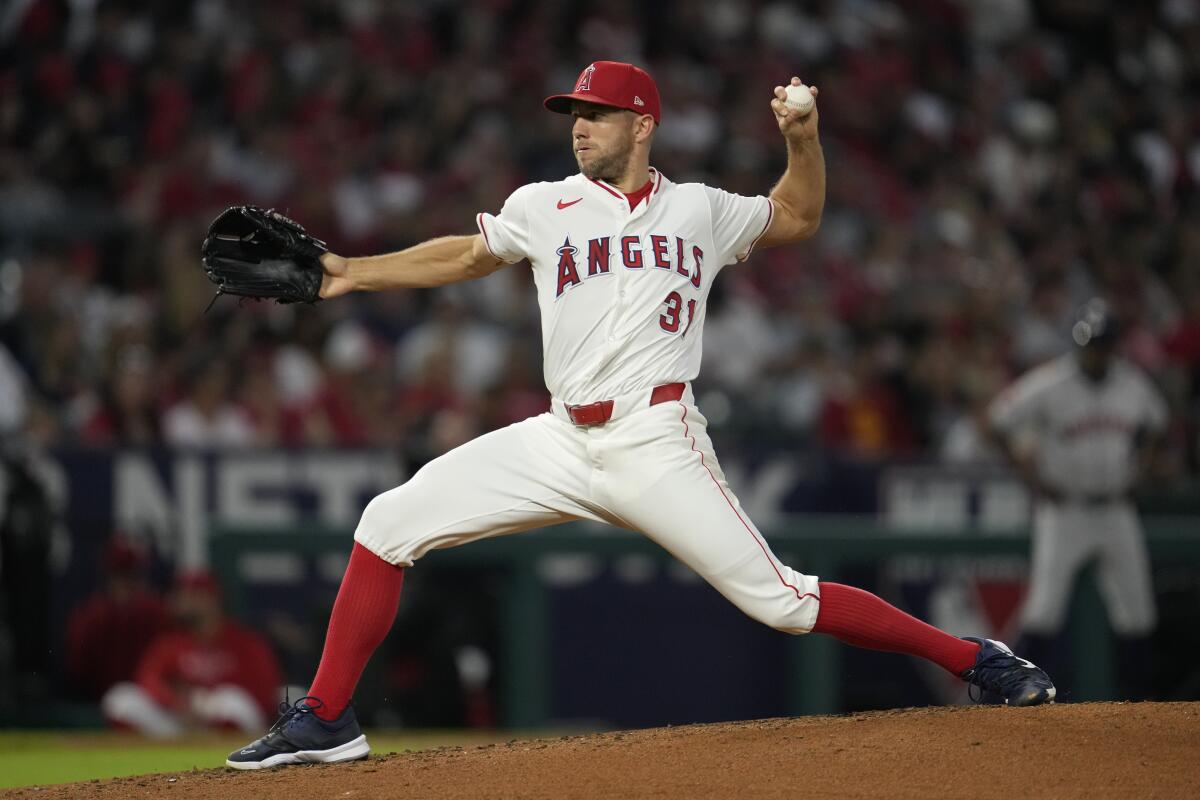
[2,0,1200,730]
[1,0,1198,476]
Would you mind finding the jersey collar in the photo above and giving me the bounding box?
[583,167,666,212]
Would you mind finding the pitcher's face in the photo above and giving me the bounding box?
[570,101,638,183]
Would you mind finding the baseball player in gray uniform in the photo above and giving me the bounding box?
[987,299,1168,697]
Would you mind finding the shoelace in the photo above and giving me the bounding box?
[266,695,325,736]
[964,651,1036,703]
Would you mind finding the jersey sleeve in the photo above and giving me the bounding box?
[704,187,774,266]
[987,369,1049,434]
[476,185,535,264]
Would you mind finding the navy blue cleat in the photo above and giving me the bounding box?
[960,637,1056,707]
[226,696,369,769]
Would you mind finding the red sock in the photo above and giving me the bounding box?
[812,582,980,676]
[307,543,405,720]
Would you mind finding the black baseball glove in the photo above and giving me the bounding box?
[200,206,328,304]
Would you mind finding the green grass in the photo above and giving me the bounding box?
[0,729,515,789]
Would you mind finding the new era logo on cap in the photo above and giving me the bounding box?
[544,61,662,124]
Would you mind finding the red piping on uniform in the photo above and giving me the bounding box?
[742,198,775,260]
[589,178,624,199]
[476,213,501,259]
[589,170,662,205]
[677,403,818,604]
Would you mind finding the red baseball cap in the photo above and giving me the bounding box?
[544,61,661,124]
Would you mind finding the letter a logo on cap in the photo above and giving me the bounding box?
[577,64,596,92]
[544,61,662,124]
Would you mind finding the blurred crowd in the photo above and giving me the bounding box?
[1,0,1199,477]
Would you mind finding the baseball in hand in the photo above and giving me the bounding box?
[784,84,815,116]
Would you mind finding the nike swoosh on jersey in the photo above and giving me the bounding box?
[557,198,582,209]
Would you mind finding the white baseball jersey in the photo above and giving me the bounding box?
[355,166,822,639]
[988,354,1167,496]
[476,168,773,404]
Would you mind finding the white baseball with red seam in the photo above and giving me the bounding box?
[784,84,814,115]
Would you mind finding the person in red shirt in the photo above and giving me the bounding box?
[101,571,282,738]
[66,537,170,700]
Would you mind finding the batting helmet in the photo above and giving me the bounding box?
[1071,298,1119,347]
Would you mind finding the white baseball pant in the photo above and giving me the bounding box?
[102,682,266,738]
[1020,501,1157,636]
[355,385,822,634]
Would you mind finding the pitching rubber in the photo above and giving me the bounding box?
[225,734,370,769]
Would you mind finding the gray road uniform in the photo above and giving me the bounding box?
[988,354,1168,636]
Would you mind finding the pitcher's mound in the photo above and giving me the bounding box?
[11,702,1200,799]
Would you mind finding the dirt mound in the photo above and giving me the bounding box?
[7,703,1198,799]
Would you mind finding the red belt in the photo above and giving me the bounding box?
[566,382,685,426]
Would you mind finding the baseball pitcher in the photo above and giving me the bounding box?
[207,62,1055,769]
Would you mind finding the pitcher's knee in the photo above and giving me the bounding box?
[707,563,821,634]
[353,485,422,566]
[358,488,399,530]
[736,593,820,635]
